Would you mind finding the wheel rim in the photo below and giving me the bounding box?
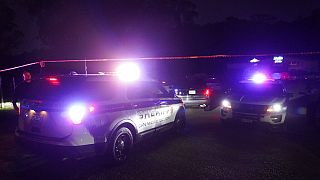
[114,134,130,161]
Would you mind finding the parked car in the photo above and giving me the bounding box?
[220,78,290,129]
[220,74,320,131]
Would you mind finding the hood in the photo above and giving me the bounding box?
[229,94,286,105]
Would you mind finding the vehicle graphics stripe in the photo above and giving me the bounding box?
[99,99,182,113]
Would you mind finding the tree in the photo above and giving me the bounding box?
[0,1,23,57]
[22,0,198,58]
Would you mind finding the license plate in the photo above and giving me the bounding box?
[32,114,42,125]
[188,90,196,95]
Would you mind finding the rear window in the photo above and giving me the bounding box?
[23,77,116,101]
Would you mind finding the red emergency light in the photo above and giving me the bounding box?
[46,77,60,85]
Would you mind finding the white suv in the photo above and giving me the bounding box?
[15,74,185,163]
[220,80,289,127]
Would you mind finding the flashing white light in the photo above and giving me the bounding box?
[252,73,267,84]
[273,56,283,63]
[174,89,179,94]
[267,103,283,113]
[68,104,86,124]
[89,105,95,112]
[116,63,141,81]
[221,100,232,109]
[250,58,260,63]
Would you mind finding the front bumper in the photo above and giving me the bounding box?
[220,108,286,125]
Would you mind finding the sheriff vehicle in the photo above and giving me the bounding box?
[220,73,290,128]
[15,63,186,163]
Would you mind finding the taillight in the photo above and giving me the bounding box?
[204,89,211,96]
[281,72,289,80]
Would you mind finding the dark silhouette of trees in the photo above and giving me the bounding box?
[2,1,320,62]
[20,0,198,59]
[0,1,23,57]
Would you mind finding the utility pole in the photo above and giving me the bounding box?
[85,58,88,75]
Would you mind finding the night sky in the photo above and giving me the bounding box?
[8,0,320,57]
[192,0,320,23]
[5,0,320,56]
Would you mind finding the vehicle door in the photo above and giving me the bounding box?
[149,83,175,128]
[126,82,159,134]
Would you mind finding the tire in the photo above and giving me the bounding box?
[306,104,316,125]
[108,127,133,164]
[174,110,186,134]
[280,120,289,133]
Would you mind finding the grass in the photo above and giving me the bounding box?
[1,109,320,180]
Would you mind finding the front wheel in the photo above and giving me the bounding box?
[174,111,186,134]
[108,127,133,164]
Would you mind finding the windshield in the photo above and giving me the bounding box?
[231,83,285,97]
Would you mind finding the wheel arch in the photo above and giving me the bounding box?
[108,119,138,143]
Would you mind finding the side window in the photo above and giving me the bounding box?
[150,84,170,98]
[127,83,152,99]
[127,83,170,99]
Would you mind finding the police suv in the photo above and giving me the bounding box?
[220,73,289,128]
[15,64,186,163]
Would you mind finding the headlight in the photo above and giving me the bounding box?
[68,104,87,124]
[267,103,283,113]
[221,99,232,109]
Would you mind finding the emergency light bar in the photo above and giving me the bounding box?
[251,73,267,84]
[116,63,141,81]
